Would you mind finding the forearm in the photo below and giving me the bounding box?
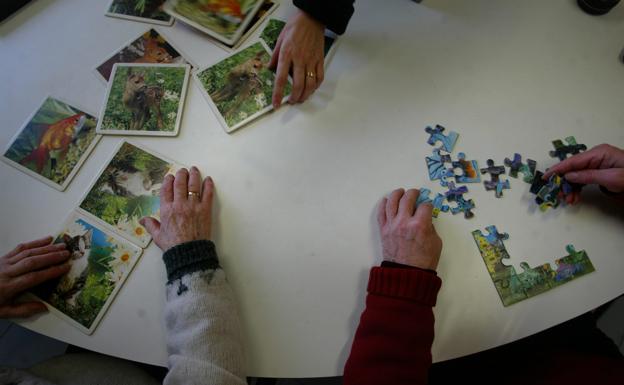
[343,265,441,385]
[293,0,355,34]
[162,240,246,385]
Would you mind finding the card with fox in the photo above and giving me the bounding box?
[95,28,195,83]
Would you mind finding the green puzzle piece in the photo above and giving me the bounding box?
[472,226,595,306]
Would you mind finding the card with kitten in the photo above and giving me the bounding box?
[77,140,181,248]
[31,212,142,335]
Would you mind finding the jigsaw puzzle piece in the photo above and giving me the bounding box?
[425,148,452,181]
[550,245,595,287]
[416,188,432,206]
[517,262,553,297]
[549,136,587,161]
[448,152,480,183]
[485,179,510,198]
[504,153,537,183]
[431,193,450,218]
[425,125,459,152]
[481,159,509,197]
[449,196,475,219]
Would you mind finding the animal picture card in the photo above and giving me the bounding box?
[1,96,101,191]
[260,18,338,65]
[194,41,291,133]
[106,0,174,26]
[96,63,190,136]
[163,0,265,46]
[30,212,142,334]
[78,140,179,248]
[95,28,196,83]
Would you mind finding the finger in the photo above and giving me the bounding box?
[8,243,68,265]
[139,217,161,239]
[564,169,624,193]
[173,168,189,202]
[272,49,291,109]
[188,166,202,197]
[10,264,71,294]
[414,202,434,226]
[6,250,70,277]
[385,188,405,220]
[3,236,53,261]
[377,197,388,227]
[315,59,325,89]
[201,176,214,210]
[161,174,174,203]
[268,33,284,70]
[397,189,419,218]
[544,145,609,179]
[289,60,305,103]
[0,302,47,319]
[301,66,317,102]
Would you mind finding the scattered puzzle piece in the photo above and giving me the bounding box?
[480,159,510,198]
[425,125,458,152]
[432,193,450,218]
[425,148,452,181]
[445,182,475,218]
[504,153,537,183]
[472,226,595,306]
[416,188,432,206]
[549,136,587,161]
[447,152,480,183]
[529,172,578,211]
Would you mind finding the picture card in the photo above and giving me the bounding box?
[2,96,101,191]
[194,41,291,133]
[95,28,195,83]
[106,0,174,26]
[96,63,190,136]
[163,0,264,46]
[260,18,338,64]
[78,140,180,248]
[30,211,142,335]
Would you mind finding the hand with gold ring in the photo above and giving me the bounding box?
[269,9,325,108]
[140,167,215,252]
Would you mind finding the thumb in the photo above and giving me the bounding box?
[139,217,161,238]
[565,168,624,193]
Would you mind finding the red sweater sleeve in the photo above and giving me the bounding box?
[343,266,442,385]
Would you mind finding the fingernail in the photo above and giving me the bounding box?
[191,166,198,172]
[208,176,213,183]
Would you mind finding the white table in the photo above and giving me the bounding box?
[2,0,624,378]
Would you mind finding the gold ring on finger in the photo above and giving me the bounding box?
[306,71,316,78]
[188,191,200,198]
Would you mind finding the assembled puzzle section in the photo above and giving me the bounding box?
[472,225,595,306]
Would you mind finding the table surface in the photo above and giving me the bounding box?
[2,0,624,378]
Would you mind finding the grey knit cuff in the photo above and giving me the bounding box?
[163,240,220,283]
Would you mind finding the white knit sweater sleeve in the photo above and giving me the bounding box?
[161,240,246,385]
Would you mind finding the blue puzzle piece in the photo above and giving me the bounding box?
[483,225,509,244]
[504,153,537,184]
[432,193,450,218]
[416,188,432,205]
[448,152,480,183]
[425,125,459,152]
[449,196,475,219]
[425,148,452,181]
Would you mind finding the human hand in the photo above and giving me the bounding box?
[140,167,214,252]
[544,144,624,204]
[0,236,70,318]
[269,9,325,108]
[378,188,443,270]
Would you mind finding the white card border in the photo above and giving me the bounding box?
[96,63,191,137]
[1,95,102,192]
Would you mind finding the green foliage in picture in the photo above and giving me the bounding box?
[80,142,171,243]
[108,0,172,21]
[173,0,260,38]
[101,65,186,132]
[197,42,290,128]
[4,97,98,185]
[260,19,286,50]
